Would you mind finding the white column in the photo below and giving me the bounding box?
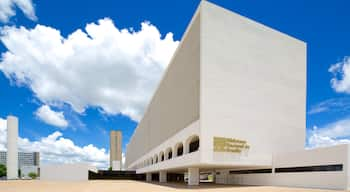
[7,116,18,180]
[146,173,152,182]
[188,167,199,186]
[159,171,167,183]
[184,142,189,154]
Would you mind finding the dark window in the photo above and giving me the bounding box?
[275,164,343,173]
[229,169,272,174]
[152,173,159,181]
[168,151,172,159]
[189,138,199,153]
[155,156,158,163]
[177,145,183,156]
[161,154,164,161]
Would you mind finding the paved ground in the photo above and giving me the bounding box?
[0,180,341,192]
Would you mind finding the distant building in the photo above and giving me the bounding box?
[0,151,40,168]
[110,130,122,170]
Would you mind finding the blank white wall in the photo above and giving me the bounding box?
[40,164,97,181]
[200,1,306,163]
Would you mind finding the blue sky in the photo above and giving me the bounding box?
[0,0,350,167]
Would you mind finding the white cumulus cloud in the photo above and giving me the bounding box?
[0,117,109,168]
[35,105,68,128]
[308,118,350,148]
[0,18,178,121]
[329,56,350,94]
[0,0,37,23]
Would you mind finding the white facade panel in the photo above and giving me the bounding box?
[200,1,306,164]
[40,164,97,181]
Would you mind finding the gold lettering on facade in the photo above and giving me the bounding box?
[213,137,250,153]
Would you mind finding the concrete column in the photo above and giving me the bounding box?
[146,173,152,182]
[7,116,18,179]
[188,167,199,186]
[184,142,189,154]
[159,171,167,183]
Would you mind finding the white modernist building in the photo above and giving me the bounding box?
[6,116,18,180]
[125,1,350,190]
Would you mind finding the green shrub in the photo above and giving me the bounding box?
[0,164,6,177]
[28,172,38,179]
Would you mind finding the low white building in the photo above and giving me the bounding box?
[125,0,350,190]
[40,163,97,181]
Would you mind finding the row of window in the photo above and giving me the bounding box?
[134,135,200,169]
[228,164,343,175]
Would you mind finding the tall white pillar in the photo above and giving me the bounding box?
[7,116,18,179]
[159,171,167,183]
[146,173,152,182]
[188,167,199,185]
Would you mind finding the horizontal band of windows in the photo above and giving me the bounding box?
[275,164,343,173]
[229,169,272,174]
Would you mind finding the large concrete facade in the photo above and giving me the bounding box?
[6,116,18,179]
[125,1,348,190]
[110,130,122,170]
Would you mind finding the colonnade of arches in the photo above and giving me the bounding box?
[137,135,199,169]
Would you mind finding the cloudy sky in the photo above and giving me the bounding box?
[0,0,350,168]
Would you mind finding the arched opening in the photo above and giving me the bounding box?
[151,158,153,165]
[187,135,200,153]
[159,151,165,162]
[175,142,183,157]
[165,147,172,160]
[154,155,158,164]
[168,150,172,159]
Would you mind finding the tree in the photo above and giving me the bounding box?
[108,166,112,171]
[28,172,38,179]
[0,164,6,177]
